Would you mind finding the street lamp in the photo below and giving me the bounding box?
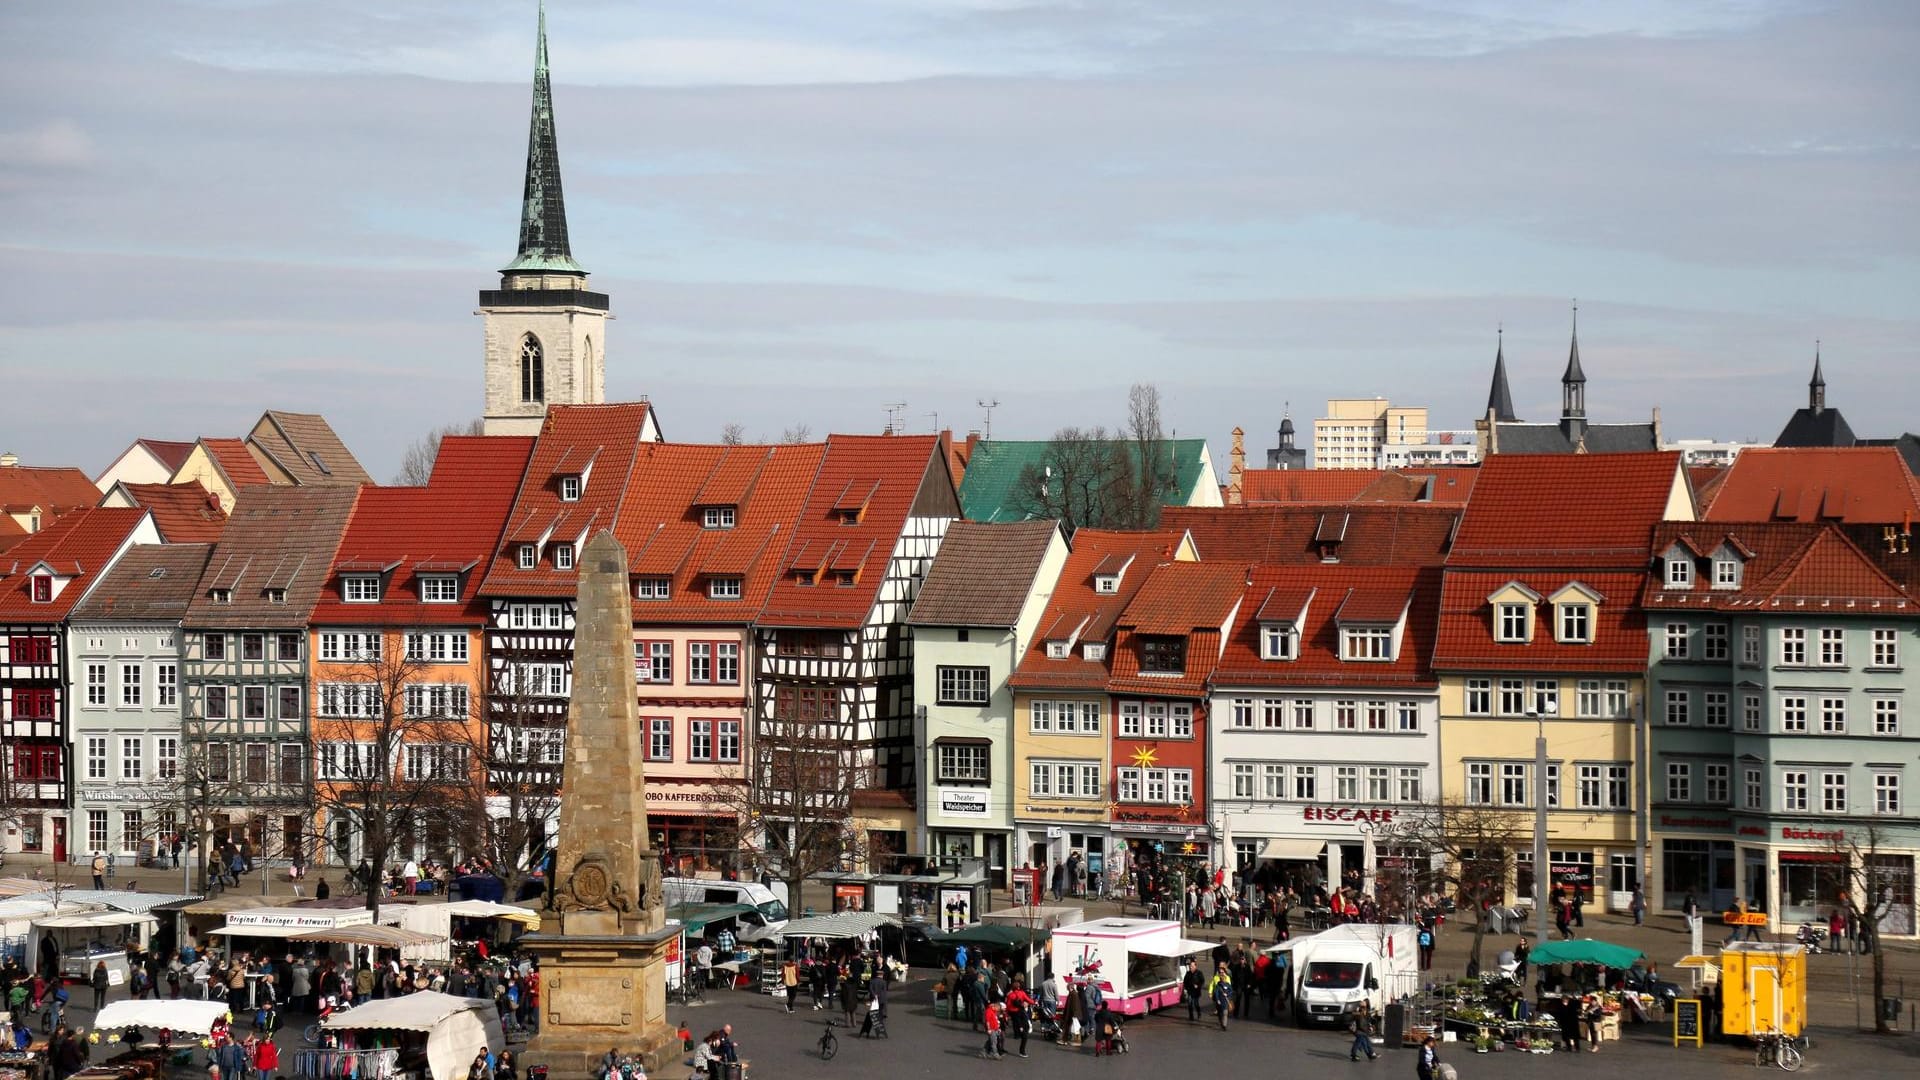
[1528,706,1554,942]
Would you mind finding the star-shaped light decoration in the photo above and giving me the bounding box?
[1130,745,1158,768]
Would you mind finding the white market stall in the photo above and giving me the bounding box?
[94,999,232,1035]
[314,992,504,1080]
[397,901,541,964]
[1050,918,1215,1016]
[212,907,376,938]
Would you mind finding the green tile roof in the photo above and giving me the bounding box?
[958,438,1213,523]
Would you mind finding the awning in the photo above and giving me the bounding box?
[778,912,894,939]
[1129,937,1215,958]
[36,911,157,929]
[291,925,441,948]
[1260,838,1327,861]
[208,925,292,938]
[323,991,496,1032]
[179,895,288,917]
[95,999,233,1035]
[439,900,541,929]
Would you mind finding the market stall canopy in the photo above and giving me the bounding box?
[933,924,1050,950]
[14,890,194,915]
[35,911,156,929]
[439,900,541,929]
[778,912,894,939]
[179,895,287,917]
[323,992,504,1080]
[0,878,56,899]
[1259,839,1328,861]
[290,925,441,948]
[94,999,232,1035]
[1525,939,1645,968]
[666,903,754,936]
[1128,936,1215,958]
[211,906,376,937]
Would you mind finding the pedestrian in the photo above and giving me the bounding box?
[1555,897,1573,940]
[90,853,106,891]
[252,1031,279,1080]
[90,961,108,1011]
[1416,924,1435,970]
[1629,886,1644,926]
[1571,888,1585,928]
[1513,935,1530,984]
[1682,892,1699,934]
[1580,994,1604,1052]
[1206,963,1233,1031]
[780,958,799,1013]
[980,1000,1004,1059]
[1181,959,1203,1022]
[1416,1034,1440,1080]
[838,967,859,1029]
[1347,1000,1378,1061]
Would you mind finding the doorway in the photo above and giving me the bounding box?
[50,818,67,863]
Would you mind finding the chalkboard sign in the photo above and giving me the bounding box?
[1673,998,1703,1047]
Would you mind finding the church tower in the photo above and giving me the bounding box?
[481,3,608,436]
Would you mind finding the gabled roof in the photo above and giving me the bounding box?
[1704,447,1920,525]
[1163,504,1459,566]
[0,463,99,516]
[1116,561,1246,636]
[199,438,273,488]
[1687,466,1728,515]
[1008,528,1187,692]
[479,403,656,598]
[1448,452,1686,570]
[613,441,827,624]
[0,516,25,553]
[1242,467,1474,507]
[310,436,534,626]
[1492,421,1659,454]
[956,438,1212,523]
[1643,521,1917,611]
[908,520,1061,629]
[758,434,950,629]
[0,507,150,621]
[111,482,228,543]
[1434,569,1649,673]
[71,543,215,622]
[1215,565,1441,688]
[138,439,198,474]
[184,487,359,628]
[246,411,373,486]
[1775,407,1857,449]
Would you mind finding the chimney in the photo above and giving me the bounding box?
[0,452,17,468]
[1228,427,1245,505]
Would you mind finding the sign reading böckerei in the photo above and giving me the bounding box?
[938,788,991,819]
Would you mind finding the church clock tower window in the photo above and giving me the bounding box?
[521,336,545,403]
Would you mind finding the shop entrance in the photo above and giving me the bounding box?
[50,818,66,863]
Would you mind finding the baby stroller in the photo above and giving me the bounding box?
[1092,1014,1128,1057]
[1030,998,1062,1042]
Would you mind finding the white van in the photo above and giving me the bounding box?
[661,877,790,942]
[1276,923,1420,1026]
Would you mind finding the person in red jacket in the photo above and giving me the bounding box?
[979,1001,1004,1059]
[1003,979,1035,1058]
[251,1034,279,1080]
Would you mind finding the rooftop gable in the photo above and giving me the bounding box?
[0,507,152,621]
[1008,528,1191,691]
[1705,447,1920,525]
[0,463,99,516]
[908,519,1062,628]
[185,487,359,627]
[246,410,373,486]
[70,543,216,622]
[109,481,228,543]
[1449,451,1688,570]
[1164,503,1459,566]
[1215,564,1440,687]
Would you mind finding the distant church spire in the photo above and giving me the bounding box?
[504,1,582,275]
[1561,300,1586,417]
[1809,341,1826,413]
[1486,324,1517,422]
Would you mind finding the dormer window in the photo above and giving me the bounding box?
[702,506,736,530]
[517,545,537,570]
[342,575,381,603]
[559,475,581,502]
[1083,643,1107,661]
[1341,626,1393,661]
[1094,575,1119,595]
[1046,641,1070,660]
[1713,556,1741,589]
[554,544,575,571]
[1139,636,1186,674]
[419,575,459,603]
[1496,603,1530,643]
[1666,557,1693,589]
[635,577,671,601]
[708,577,743,600]
[1261,625,1297,661]
[265,588,288,606]
[1557,603,1590,643]
[210,588,232,605]
[29,575,52,604]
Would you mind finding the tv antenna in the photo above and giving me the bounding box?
[883,402,908,434]
[977,398,1000,440]
[925,411,940,433]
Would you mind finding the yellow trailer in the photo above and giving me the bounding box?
[1718,942,1807,1038]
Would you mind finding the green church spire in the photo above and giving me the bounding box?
[504,2,583,274]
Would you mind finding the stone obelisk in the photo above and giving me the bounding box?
[521,531,677,1077]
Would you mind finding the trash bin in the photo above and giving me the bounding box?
[1383,1002,1406,1049]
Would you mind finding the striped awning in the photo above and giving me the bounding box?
[290,925,441,948]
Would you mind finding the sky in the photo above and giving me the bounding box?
[1,0,1916,480]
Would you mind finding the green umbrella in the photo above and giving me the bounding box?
[1525,938,1645,969]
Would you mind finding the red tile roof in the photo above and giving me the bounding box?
[0,516,25,553]
[116,482,228,543]
[479,404,656,598]
[1009,529,1187,692]
[1164,504,1459,566]
[311,436,534,626]
[614,441,827,624]
[1242,467,1477,506]
[1644,521,1916,610]
[1704,447,1920,525]
[0,507,150,621]
[185,487,360,628]
[1105,562,1247,697]
[138,439,198,473]
[0,464,99,516]
[1433,569,1649,673]
[757,434,947,629]
[200,438,272,488]
[1687,466,1728,515]
[1448,452,1685,570]
[1215,565,1442,688]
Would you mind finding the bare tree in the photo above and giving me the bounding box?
[129,744,283,893]
[1119,382,1175,528]
[1830,824,1901,1034]
[703,717,868,904]
[458,654,566,902]
[1378,799,1533,971]
[779,424,813,445]
[719,423,747,446]
[310,639,480,920]
[1007,384,1179,531]
[392,419,486,485]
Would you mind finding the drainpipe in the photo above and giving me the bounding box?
[1634,692,1650,912]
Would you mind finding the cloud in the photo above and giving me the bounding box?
[0,119,95,168]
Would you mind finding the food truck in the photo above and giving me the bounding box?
[1718,942,1807,1039]
[1049,918,1214,1016]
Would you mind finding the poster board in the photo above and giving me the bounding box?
[1673,999,1702,1047]
[939,886,974,929]
[833,884,867,912]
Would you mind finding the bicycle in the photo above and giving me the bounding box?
[676,974,707,1007]
[1753,1029,1804,1072]
[817,1023,837,1061]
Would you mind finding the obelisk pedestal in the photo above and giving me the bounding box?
[521,531,679,1077]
